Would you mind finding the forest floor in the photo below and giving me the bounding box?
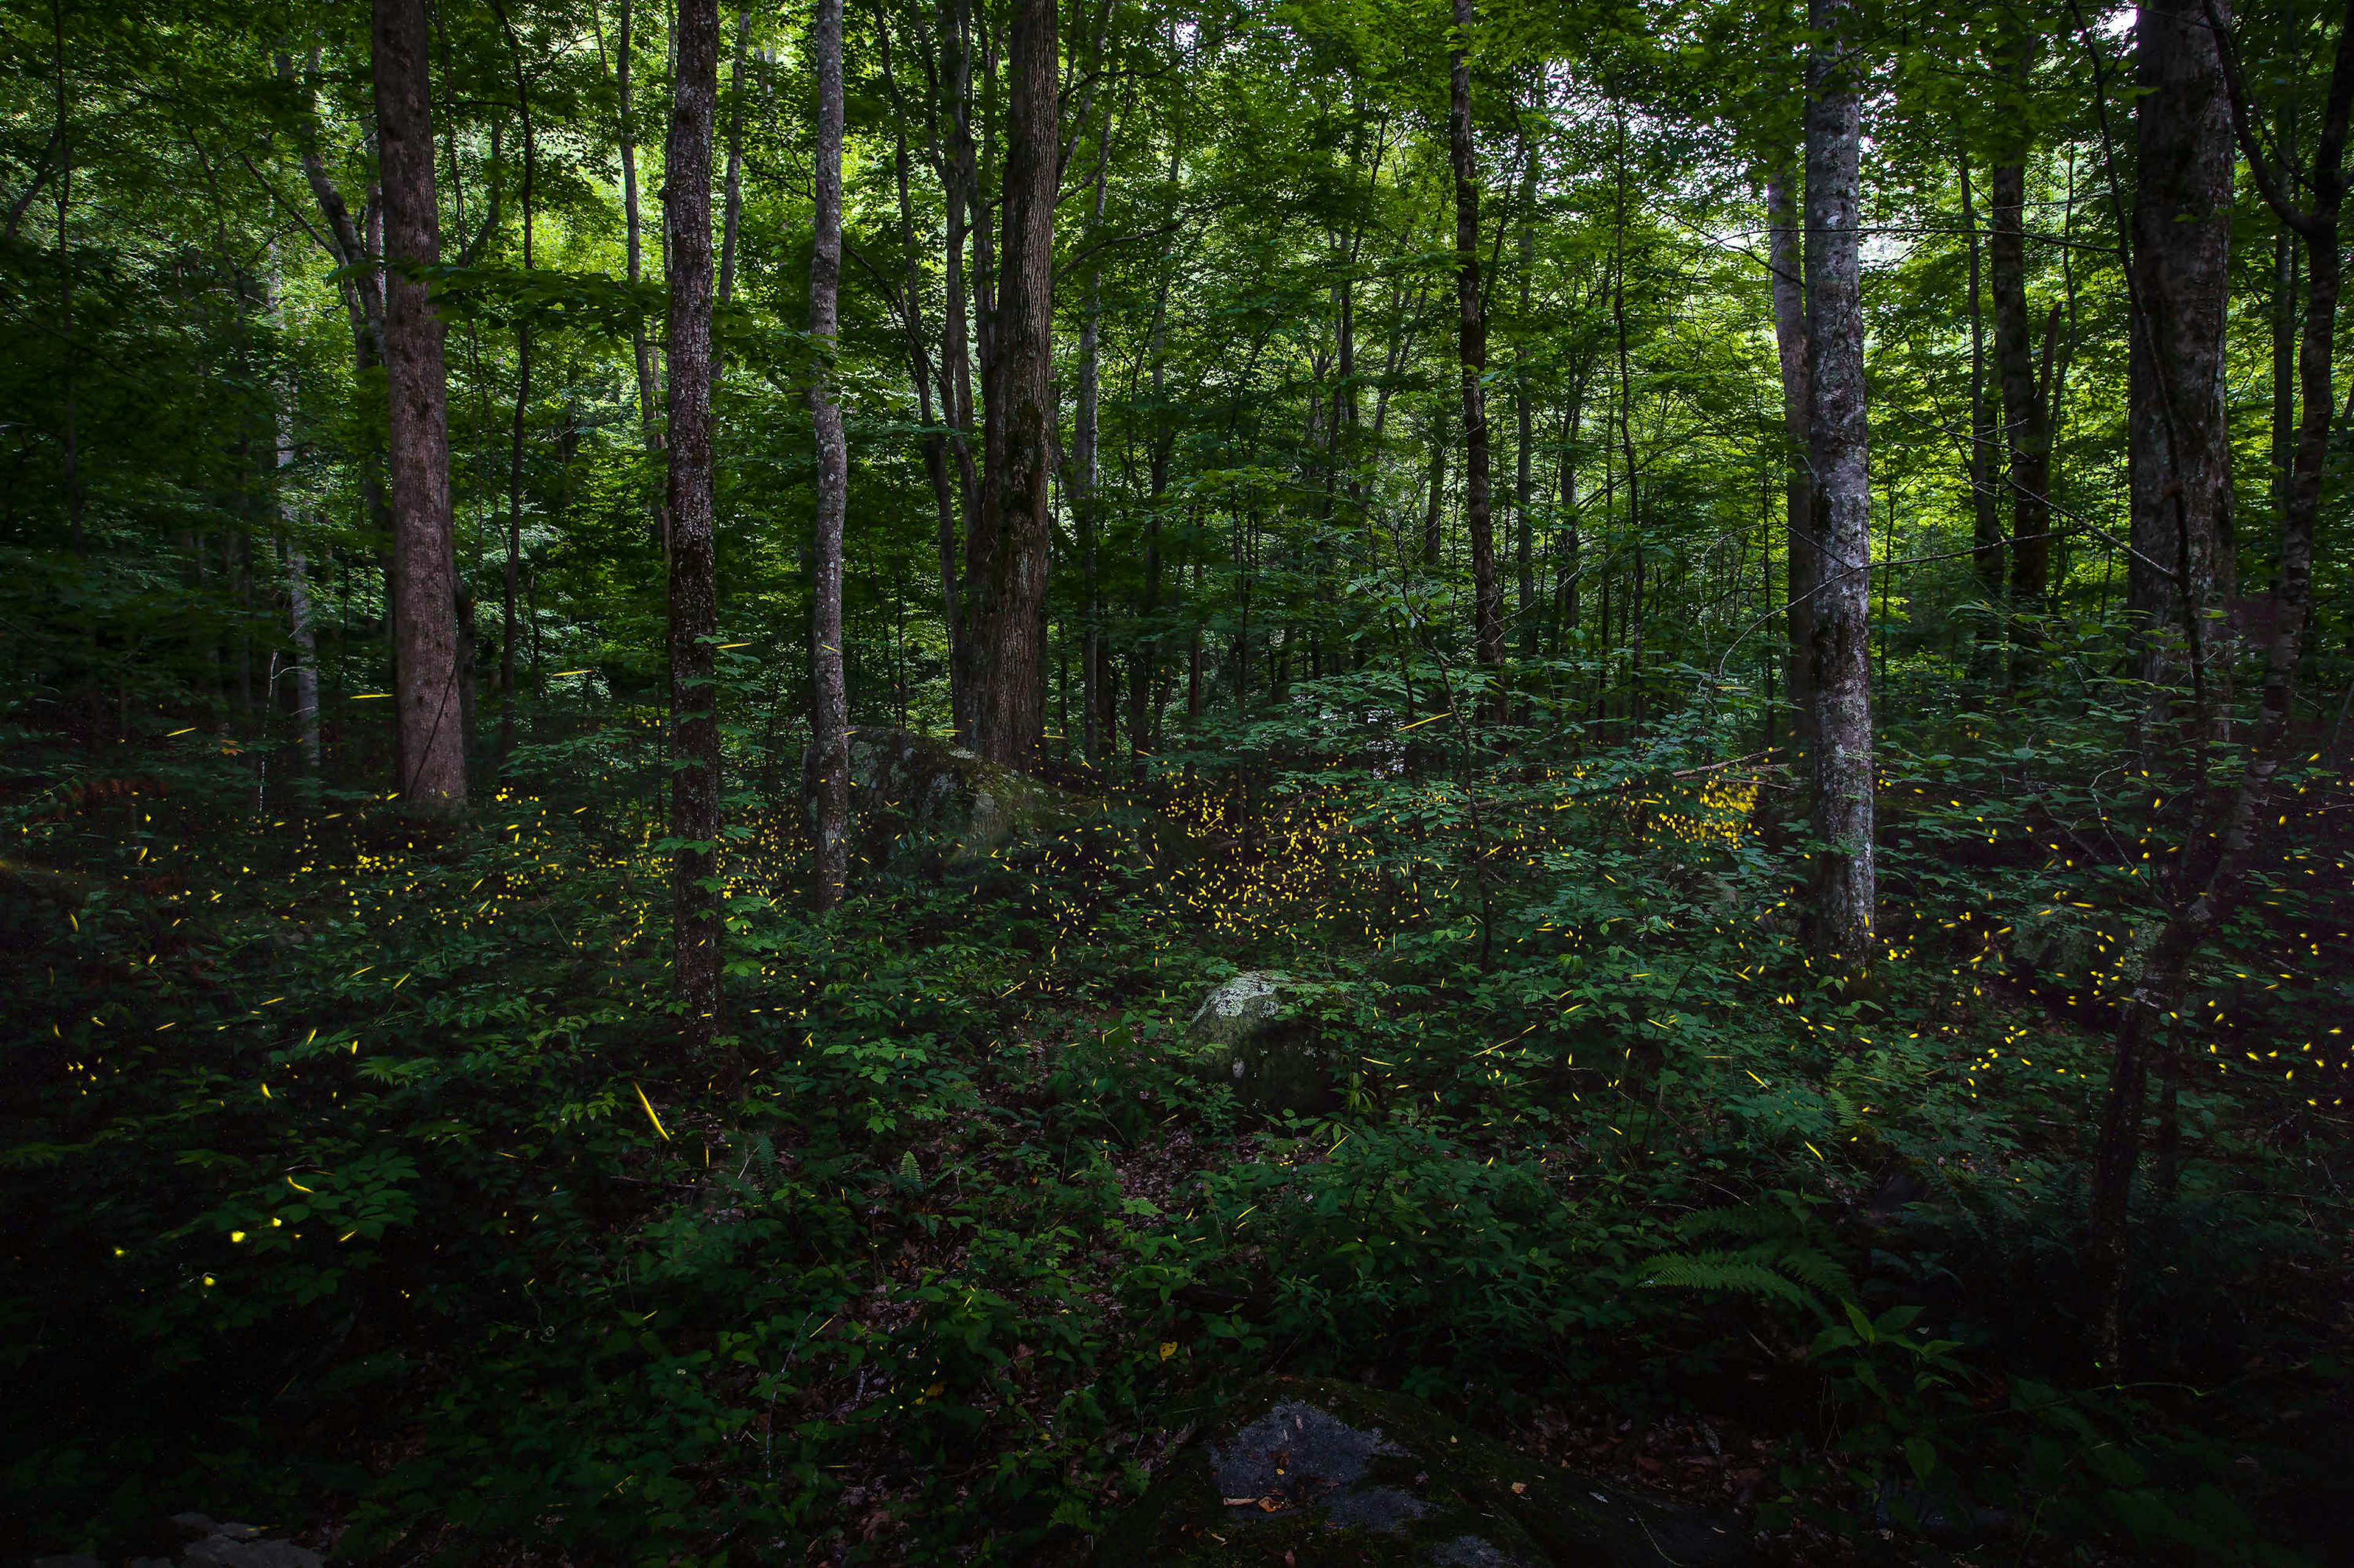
[5,723,2352,1567]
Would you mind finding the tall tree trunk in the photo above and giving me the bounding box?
[810,0,850,908]
[287,61,398,773]
[1450,0,1504,709]
[940,0,981,727]
[2084,0,2354,1366]
[612,0,667,555]
[1767,168,1815,780]
[2269,224,2297,519]
[373,0,465,817]
[1129,257,1175,758]
[1612,122,1642,735]
[717,6,752,313]
[1423,409,1448,566]
[1557,379,1582,650]
[2127,0,2235,726]
[1515,147,1537,656]
[1957,148,2005,600]
[1076,148,1110,763]
[1804,0,1875,963]
[270,268,322,772]
[1992,158,2055,649]
[874,0,961,718]
[665,0,722,1046]
[960,0,1056,767]
[493,0,536,760]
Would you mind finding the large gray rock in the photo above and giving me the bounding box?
[1184,973,1339,1116]
[810,728,1077,862]
[1094,1377,1752,1567]
[181,1540,321,1568]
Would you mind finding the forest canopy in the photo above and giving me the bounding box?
[4,0,2352,1562]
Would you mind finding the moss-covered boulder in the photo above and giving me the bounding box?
[812,728,1078,863]
[1183,972,1339,1115]
[1094,1377,1753,1567]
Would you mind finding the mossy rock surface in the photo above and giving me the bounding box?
[1093,1376,1753,1568]
[810,728,1080,863]
[1182,972,1339,1115]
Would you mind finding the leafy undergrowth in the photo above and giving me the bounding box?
[3,715,2350,1567]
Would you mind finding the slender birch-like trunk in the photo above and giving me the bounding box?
[1957,148,2005,599]
[1450,0,1504,709]
[665,0,722,1045]
[1804,0,1875,962]
[809,0,851,907]
[1991,159,2055,639]
[269,267,321,771]
[1766,169,1815,780]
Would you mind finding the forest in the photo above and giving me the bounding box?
[3,0,2352,1561]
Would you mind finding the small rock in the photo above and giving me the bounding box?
[184,1538,321,1568]
[167,1515,219,1539]
[1093,1376,1753,1566]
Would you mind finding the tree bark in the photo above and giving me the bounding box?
[1515,145,1537,657]
[809,0,850,908]
[493,0,536,761]
[1130,256,1176,758]
[1804,0,1875,963]
[940,0,981,736]
[2084,0,2354,1366]
[1076,143,1111,763]
[873,0,962,717]
[1766,169,1816,780]
[2127,0,2236,719]
[1423,408,1448,566]
[270,267,322,772]
[372,0,465,818]
[1957,148,2005,599]
[2269,223,2296,519]
[960,0,1056,767]
[612,0,668,555]
[717,6,753,313]
[1451,0,1504,709]
[665,0,722,1046]
[1991,159,2055,641]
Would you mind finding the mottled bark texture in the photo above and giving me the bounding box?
[1804,0,1875,963]
[616,0,666,555]
[665,0,722,1048]
[1991,159,2054,623]
[2084,0,2354,1366]
[1766,170,1815,775]
[809,0,851,908]
[959,0,1056,767]
[371,0,465,818]
[270,272,321,771]
[2127,0,2236,714]
[1451,0,1504,707]
[1076,147,1111,762]
[1958,153,2004,600]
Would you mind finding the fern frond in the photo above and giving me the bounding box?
[1758,1243,1854,1301]
[1639,1252,1818,1310]
[1674,1206,1792,1243]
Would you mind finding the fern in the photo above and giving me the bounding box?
[1639,1252,1820,1309]
[1639,1191,1858,1317]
